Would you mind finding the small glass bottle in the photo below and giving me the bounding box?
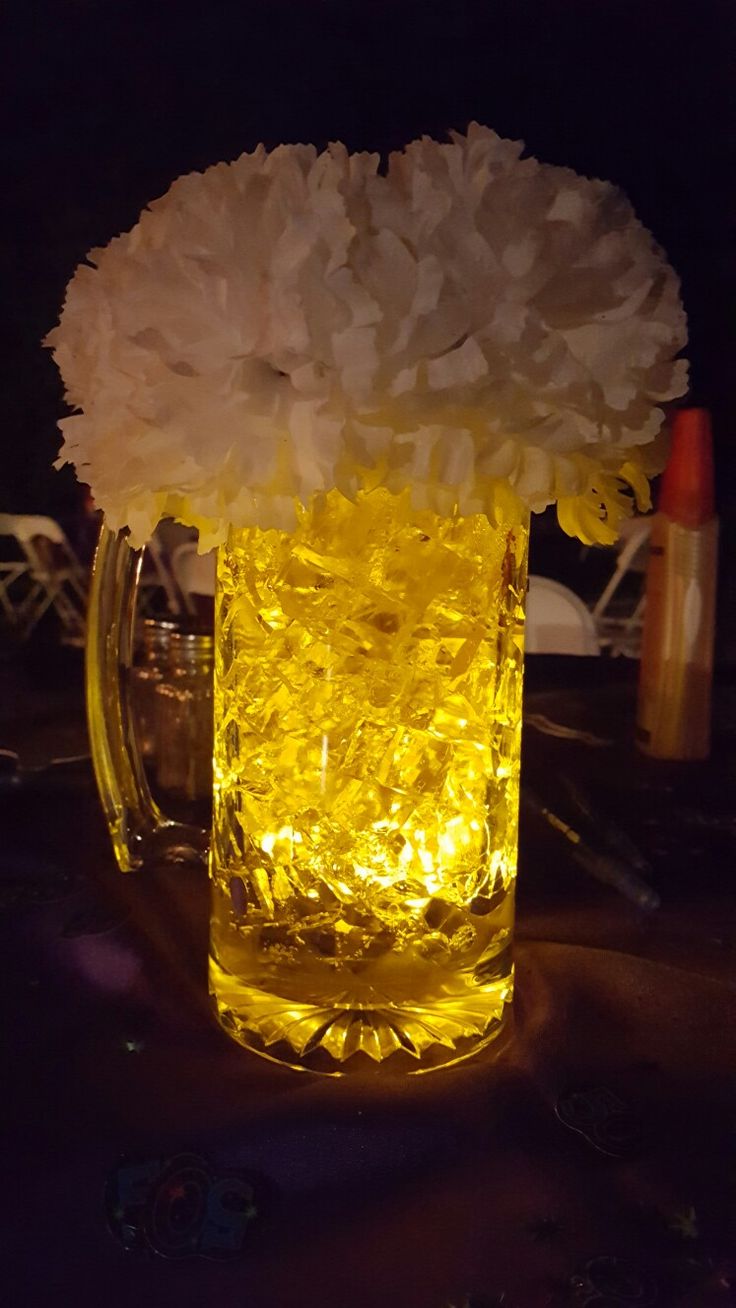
[154,631,214,801]
[130,618,180,760]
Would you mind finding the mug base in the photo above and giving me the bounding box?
[209,954,514,1076]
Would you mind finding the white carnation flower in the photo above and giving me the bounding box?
[46,124,688,547]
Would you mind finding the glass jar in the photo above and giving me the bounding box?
[130,618,179,759]
[155,631,214,802]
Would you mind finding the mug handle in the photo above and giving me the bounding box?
[86,524,208,872]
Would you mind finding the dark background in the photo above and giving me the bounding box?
[4,0,735,580]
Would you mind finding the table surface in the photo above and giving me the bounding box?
[2,651,736,1307]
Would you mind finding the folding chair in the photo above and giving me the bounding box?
[170,541,216,616]
[0,514,89,645]
[0,550,32,625]
[526,575,600,655]
[132,521,199,617]
[591,516,652,657]
[138,534,187,616]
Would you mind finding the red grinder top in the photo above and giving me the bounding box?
[658,407,715,528]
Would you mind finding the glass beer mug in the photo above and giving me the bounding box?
[88,489,528,1074]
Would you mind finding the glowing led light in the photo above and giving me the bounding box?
[209,487,528,1068]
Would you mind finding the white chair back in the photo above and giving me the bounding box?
[0,514,67,546]
[526,575,599,656]
[135,521,199,616]
[171,542,216,614]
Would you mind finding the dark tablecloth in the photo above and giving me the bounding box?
[2,656,736,1307]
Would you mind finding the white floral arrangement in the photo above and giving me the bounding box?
[47,123,688,549]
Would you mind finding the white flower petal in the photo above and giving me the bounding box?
[426,337,487,390]
[47,128,688,542]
